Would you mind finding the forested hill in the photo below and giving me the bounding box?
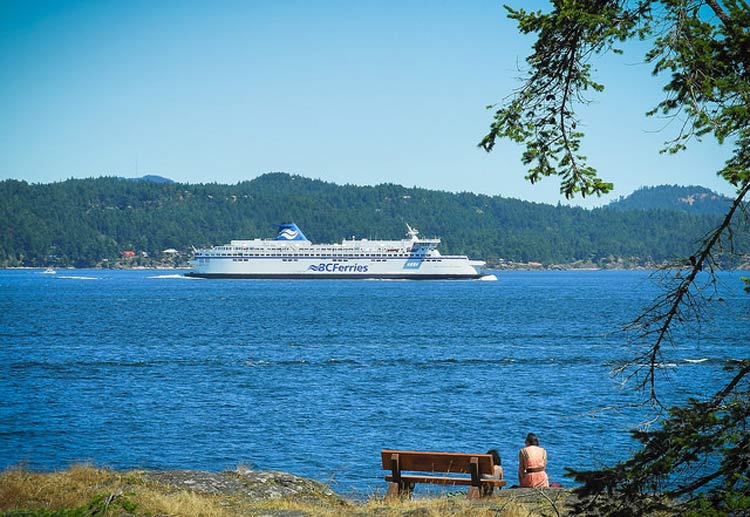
[1,173,748,268]
[606,185,733,215]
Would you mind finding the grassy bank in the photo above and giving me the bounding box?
[0,465,570,516]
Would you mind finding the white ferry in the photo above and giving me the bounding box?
[186,223,487,280]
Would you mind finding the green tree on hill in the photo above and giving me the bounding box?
[481,1,749,514]
[3,175,744,268]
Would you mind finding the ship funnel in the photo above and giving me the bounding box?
[276,223,308,241]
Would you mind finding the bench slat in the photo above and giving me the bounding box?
[385,475,506,487]
[381,450,494,474]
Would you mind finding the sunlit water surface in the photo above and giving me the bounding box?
[1,269,747,496]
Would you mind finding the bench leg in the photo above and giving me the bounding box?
[385,482,414,500]
[467,486,481,500]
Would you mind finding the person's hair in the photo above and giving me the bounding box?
[487,449,501,465]
[525,433,539,446]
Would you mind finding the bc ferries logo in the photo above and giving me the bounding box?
[275,223,308,241]
[308,263,369,273]
[278,229,299,240]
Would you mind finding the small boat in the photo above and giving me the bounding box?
[41,267,56,275]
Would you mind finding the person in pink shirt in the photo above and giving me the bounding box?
[518,432,549,488]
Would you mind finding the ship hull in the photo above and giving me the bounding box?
[185,272,482,280]
[187,256,484,280]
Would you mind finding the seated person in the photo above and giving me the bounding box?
[481,448,504,495]
[518,433,549,488]
[484,449,504,480]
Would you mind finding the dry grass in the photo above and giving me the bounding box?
[0,465,541,516]
[360,496,533,517]
[235,495,533,516]
[0,465,231,516]
[136,489,231,517]
[0,464,119,512]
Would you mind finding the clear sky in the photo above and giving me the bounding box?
[0,0,735,207]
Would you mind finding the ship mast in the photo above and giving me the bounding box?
[405,223,420,241]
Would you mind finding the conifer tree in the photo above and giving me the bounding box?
[481,1,749,514]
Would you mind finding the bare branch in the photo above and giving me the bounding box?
[619,179,750,402]
[705,0,731,26]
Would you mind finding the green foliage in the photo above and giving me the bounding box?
[481,1,750,195]
[1,174,747,268]
[567,361,750,516]
[484,1,750,513]
[479,2,648,198]
[645,1,750,181]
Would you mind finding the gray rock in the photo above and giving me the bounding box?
[141,467,343,504]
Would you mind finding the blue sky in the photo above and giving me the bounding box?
[0,0,735,207]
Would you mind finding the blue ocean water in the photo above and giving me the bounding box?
[0,269,747,496]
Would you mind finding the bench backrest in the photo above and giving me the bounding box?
[381,450,495,476]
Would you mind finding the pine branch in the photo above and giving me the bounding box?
[624,180,750,403]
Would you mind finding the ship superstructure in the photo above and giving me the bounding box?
[186,223,486,279]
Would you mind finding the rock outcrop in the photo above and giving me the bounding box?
[142,467,345,504]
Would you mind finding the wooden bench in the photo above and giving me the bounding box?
[381,449,506,499]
